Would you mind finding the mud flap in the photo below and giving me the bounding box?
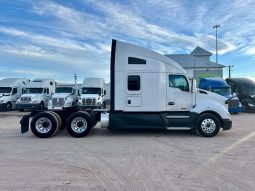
[20,115,30,134]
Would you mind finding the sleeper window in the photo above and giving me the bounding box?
[128,75,140,91]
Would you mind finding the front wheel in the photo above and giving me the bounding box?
[6,102,12,111]
[66,111,93,138]
[196,113,220,137]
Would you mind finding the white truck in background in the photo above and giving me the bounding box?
[78,78,106,108]
[20,39,232,138]
[48,83,79,110]
[0,78,30,111]
[16,78,56,111]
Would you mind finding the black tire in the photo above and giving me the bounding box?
[196,113,220,137]
[6,102,12,111]
[30,112,58,138]
[66,111,93,138]
[47,111,62,135]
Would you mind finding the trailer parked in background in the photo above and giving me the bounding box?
[0,78,29,111]
[20,39,232,138]
[16,78,56,111]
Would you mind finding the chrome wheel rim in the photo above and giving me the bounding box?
[35,117,52,133]
[201,118,216,134]
[71,117,87,133]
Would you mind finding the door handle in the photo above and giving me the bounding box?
[168,102,175,105]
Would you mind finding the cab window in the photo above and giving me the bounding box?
[169,75,189,92]
[12,88,17,94]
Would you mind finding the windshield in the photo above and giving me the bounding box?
[0,87,12,94]
[81,88,101,95]
[211,87,231,96]
[55,87,73,93]
[26,88,43,94]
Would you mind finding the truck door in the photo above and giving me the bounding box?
[125,74,142,108]
[167,74,193,111]
[11,88,18,102]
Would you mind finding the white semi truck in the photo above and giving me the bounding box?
[79,78,106,109]
[48,83,79,110]
[20,39,232,138]
[0,78,29,111]
[17,78,56,111]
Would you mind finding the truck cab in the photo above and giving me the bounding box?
[0,78,29,111]
[16,78,55,111]
[226,78,255,112]
[78,78,106,108]
[199,78,242,113]
[48,85,79,110]
[108,40,231,137]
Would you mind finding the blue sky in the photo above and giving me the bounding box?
[0,0,255,83]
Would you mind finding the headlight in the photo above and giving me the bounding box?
[32,100,39,103]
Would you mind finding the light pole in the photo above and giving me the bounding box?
[213,25,221,64]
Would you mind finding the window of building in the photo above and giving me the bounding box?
[128,75,140,91]
[169,75,189,92]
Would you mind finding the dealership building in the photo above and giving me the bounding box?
[166,46,225,83]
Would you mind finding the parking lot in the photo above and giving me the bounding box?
[0,112,255,191]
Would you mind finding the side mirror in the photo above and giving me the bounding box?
[104,90,106,95]
[191,78,197,93]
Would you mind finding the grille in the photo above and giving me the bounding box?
[52,98,65,107]
[228,99,239,108]
[21,97,31,103]
[82,98,96,106]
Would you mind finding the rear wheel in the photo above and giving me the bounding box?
[30,112,58,138]
[66,111,93,137]
[196,113,220,137]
